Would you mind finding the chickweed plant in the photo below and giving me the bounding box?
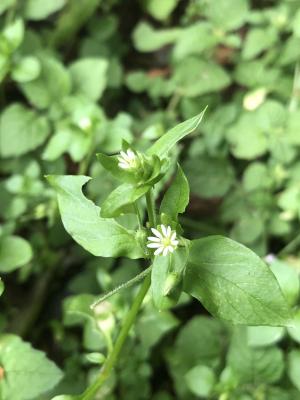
[48,110,292,400]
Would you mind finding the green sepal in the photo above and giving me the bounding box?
[151,246,189,310]
[97,152,137,184]
[97,151,168,187]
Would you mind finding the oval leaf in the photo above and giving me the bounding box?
[0,235,33,273]
[184,236,292,326]
[47,175,144,259]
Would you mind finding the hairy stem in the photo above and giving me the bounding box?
[80,274,151,400]
[91,266,152,309]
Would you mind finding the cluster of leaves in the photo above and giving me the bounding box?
[1,0,300,399]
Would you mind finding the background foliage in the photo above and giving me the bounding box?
[1,0,300,399]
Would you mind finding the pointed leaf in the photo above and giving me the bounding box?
[147,109,206,158]
[184,236,292,326]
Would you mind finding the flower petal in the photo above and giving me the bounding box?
[127,149,135,159]
[161,224,168,237]
[166,226,171,237]
[151,228,162,239]
[147,243,161,248]
[147,236,161,242]
[163,247,169,256]
[154,246,164,255]
[118,162,129,169]
[120,150,128,159]
[171,240,179,246]
[171,232,177,241]
[168,245,174,253]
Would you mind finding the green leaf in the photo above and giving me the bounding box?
[100,183,150,218]
[11,56,41,83]
[24,0,66,20]
[270,260,299,307]
[0,103,50,157]
[235,60,280,88]
[185,365,216,398]
[3,19,24,51]
[242,162,271,192]
[0,0,16,15]
[160,165,189,220]
[167,316,224,398]
[203,0,249,31]
[101,112,133,153]
[0,334,63,400]
[132,22,181,52]
[173,22,219,60]
[63,293,95,325]
[242,27,277,60]
[136,307,179,348]
[143,0,178,21]
[228,328,284,385]
[19,57,71,109]
[247,326,284,347]
[287,308,300,344]
[42,128,72,161]
[227,113,268,159]
[147,109,206,158]
[288,350,300,391]
[0,236,33,273]
[184,236,292,326]
[47,175,144,259]
[183,156,234,199]
[69,58,108,101]
[173,57,231,97]
[174,317,224,367]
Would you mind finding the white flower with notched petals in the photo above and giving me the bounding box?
[147,225,179,256]
[117,149,137,170]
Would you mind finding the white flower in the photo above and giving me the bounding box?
[117,149,137,170]
[147,224,179,256]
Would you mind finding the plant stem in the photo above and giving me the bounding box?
[80,189,157,399]
[80,274,151,400]
[146,189,156,227]
[91,265,152,309]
